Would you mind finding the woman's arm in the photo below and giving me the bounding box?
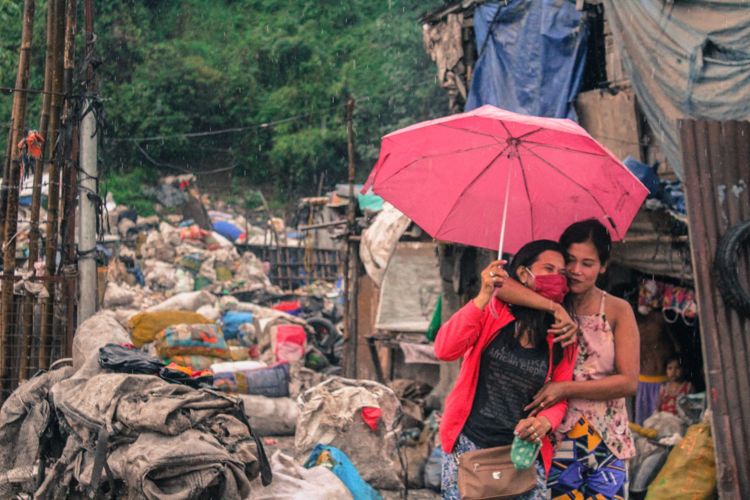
[433,301,487,361]
[534,343,578,428]
[526,298,640,412]
[495,278,579,347]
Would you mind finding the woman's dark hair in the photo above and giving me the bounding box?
[559,218,612,265]
[497,240,571,366]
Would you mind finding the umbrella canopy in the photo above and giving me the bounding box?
[363,105,649,255]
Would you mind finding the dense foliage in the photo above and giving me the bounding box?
[1,0,447,202]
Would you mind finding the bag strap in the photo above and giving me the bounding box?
[232,395,273,486]
[87,425,116,500]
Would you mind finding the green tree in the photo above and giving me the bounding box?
[2,0,448,202]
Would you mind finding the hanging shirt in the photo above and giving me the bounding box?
[462,321,549,448]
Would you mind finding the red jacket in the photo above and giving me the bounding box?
[434,298,578,477]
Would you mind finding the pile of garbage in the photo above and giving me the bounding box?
[0,308,414,499]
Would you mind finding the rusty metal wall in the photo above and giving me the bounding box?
[680,119,750,499]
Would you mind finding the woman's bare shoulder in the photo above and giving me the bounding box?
[605,294,636,327]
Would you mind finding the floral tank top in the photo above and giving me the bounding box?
[554,292,635,459]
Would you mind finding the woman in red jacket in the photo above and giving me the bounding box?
[436,240,578,500]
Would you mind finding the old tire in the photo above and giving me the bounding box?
[713,219,750,318]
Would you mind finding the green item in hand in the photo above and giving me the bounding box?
[426,294,442,341]
[511,435,541,470]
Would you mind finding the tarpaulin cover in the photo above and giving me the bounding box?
[603,0,750,180]
[465,0,589,120]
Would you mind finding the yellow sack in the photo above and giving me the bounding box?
[646,422,717,500]
[128,310,213,348]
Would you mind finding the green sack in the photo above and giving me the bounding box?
[511,435,541,470]
[426,294,442,341]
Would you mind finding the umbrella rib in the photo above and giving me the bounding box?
[433,144,511,237]
[515,128,545,141]
[515,154,534,241]
[520,141,609,158]
[436,124,504,144]
[519,144,622,239]
[374,144,503,188]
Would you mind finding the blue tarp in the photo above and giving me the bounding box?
[465,0,589,120]
[304,445,382,500]
[602,0,750,180]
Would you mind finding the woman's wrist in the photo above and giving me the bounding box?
[537,416,552,436]
[474,291,492,310]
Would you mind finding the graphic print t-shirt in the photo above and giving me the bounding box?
[462,322,549,448]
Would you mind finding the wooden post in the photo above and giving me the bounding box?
[342,99,359,379]
[39,0,72,369]
[19,0,59,380]
[0,0,37,401]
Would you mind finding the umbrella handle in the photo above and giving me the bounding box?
[497,155,514,259]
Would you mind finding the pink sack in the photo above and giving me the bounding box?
[275,325,306,363]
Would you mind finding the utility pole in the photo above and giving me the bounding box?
[77,0,96,324]
[342,99,359,379]
[0,0,37,401]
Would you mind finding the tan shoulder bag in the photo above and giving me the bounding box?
[457,445,537,500]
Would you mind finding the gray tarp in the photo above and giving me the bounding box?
[603,0,750,179]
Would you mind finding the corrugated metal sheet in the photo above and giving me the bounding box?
[611,209,693,282]
[680,119,750,499]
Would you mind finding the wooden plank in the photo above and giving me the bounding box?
[575,88,641,161]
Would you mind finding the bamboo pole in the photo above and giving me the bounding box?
[60,0,79,356]
[0,118,14,252]
[342,99,359,379]
[0,0,37,401]
[39,0,69,369]
[19,0,59,381]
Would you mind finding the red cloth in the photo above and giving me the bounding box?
[658,381,693,415]
[434,299,578,477]
[361,407,382,431]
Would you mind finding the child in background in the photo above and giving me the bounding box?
[656,356,694,415]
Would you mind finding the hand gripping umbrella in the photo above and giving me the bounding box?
[363,105,649,258]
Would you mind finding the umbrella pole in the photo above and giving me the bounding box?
[497,158,514,260]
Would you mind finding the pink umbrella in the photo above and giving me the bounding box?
[363,105,649,257]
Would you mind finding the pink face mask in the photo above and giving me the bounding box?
[527,270,569,304]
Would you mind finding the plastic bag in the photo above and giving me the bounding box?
[102,282,135,309]
[180,224,207,240]
[128,310,213,348]
[173,268,195,294]
[99,344,164,375]
[155,323,231,358]
[275,325,306,363]
[240,395,298,437]
[213,362,289,398]
[158,367,213,389]
[295,377,403,490]
[246,451,353,500]
[214,221,245,242]
[645,423,716,500]
[222,312,255,341]
[147,290,217,313]
[423,446,442,491]
[304,445,382,500]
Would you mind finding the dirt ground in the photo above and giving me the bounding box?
[261,436,441,500]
